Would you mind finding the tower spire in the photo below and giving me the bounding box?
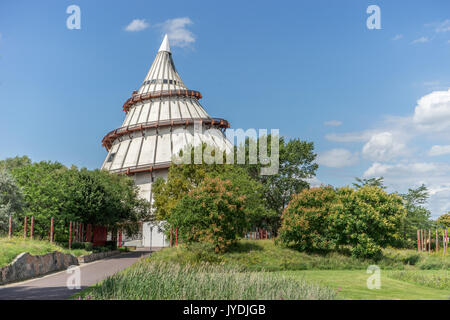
[158,34,171,53]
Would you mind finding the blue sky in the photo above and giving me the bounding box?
[1,0,450,217]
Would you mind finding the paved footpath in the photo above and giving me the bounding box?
[0,249,151,300]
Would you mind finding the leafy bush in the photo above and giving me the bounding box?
[278,187,337,252]
[279,186,406,259]
[168,177,249,253]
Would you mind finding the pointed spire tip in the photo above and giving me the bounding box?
[158,34,171,53]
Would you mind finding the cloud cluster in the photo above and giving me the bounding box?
[124,17,196,48]
[125,19,149,32]
[321,88,450,217]
[413,89,450,131]
[317,148,359,168]
[429,145,450,156]
[159,17,195,48]
[362,132,407,161]
[324,120,342,127]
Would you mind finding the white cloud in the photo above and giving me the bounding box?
[392,34,403,41]
[324,120,342,127]
[429,145,450,156]
[325,130,375,143]
[411,36,429,44]
[317,149,359,168]
[435,19,450,33]
[413,88,450,131]
[306,176,323,188]
[362,132,407,161]
[363,162,441,179]
[125,19,149,32]
[326,89,450,217]
[363,162,450,217]
[159,17,195,47]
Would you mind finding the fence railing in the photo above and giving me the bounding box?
[417,229,448,254]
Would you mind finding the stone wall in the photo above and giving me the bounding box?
[77,250,121,263]
[0,251,79,285]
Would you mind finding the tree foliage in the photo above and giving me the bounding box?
[399,184,432,244]
[239,135,318,231]
[436,213,450,228]
[0,170,24,233]
[168,176,249,252]
[153,144,275,230]
[279,186,406,259]
[278,187,337,252]
[353,177,386,189]
[9,160,149,240]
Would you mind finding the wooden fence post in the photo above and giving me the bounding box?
[8,215,12,239]
[175,228,178,246]
[50,217,54,243]
[422,229,426,252]
[428,229,431,253]
[417,230,420,252]
[30,216,34,240]
[436,229,439,253]
[118,229,122,248]
[24,216,27,239]
[69,221,72,249]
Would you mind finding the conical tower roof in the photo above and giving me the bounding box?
[101,35,232,202]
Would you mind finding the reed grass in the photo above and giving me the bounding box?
[78,259,337,300]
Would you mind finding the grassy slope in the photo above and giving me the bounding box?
[147,240,450,300]
[0,237,90,267]
[151,240,450,271]
[280,270,450,300]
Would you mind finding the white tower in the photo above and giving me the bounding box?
[101,35,232,247]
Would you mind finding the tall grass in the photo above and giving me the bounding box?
[78,259,337,300]
[0,237,90,267]
[388,270,450,290]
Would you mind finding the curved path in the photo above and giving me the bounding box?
[0,249,151,300]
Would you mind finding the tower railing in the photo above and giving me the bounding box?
[102,118,230,151]
[123,89,202,113]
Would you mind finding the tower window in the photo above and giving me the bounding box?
[107,152,116,163]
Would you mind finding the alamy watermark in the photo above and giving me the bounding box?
[366,265,381,290]
[171,121,280,175]
[66,265,81,289]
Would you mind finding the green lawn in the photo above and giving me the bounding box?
[280,270,450,300]
[0,237,90,267]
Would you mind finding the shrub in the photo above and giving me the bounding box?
[330,186,406,259]
[279,186,407,259]
[168,177,249,253]
[278,187,337,252]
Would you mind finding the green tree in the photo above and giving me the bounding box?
[400,184,432,243]
[330,186,406,259]
[10,161,148,240]
[278,187,337,252]
[168,176,249,252]
[0,170,24,234]
[279,186,406,259]
[0,156,32,171]
[153,144,273,231]
[239,135,318,232]
[436,213,450,228]
[352,177,386,189]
